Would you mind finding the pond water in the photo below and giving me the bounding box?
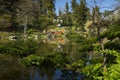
[0,54,84,80]
[0,37,102,80]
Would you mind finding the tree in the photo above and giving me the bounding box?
[71,0,77,12]
[0,0,21,30]
[39,0,56,28]
[71,0,78,26]
[58,9,62,16]
[92,5,102,39]
[65,2,69,26]
[77,0,89,31]
[0,0,56,31]
[65,2,69,14]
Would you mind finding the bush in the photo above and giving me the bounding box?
[104,42,120,50]
[21,53,70,69]
[93,44,101,51]
[0,40,37,57]
[82,63,103,80]
[71,60,85,69]
[79,45,93,52]
[21,54,44,66]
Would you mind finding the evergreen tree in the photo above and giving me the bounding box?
[71,0,77,12]
[58,9,62,16]
[40,0,56,28]
[65,2,69,25]
[65,2,69,14]
[0,0,21,29]
[71,0,79,27]
[77,0,89,31]
[0,0,56,31]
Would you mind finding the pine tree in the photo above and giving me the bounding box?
[71,0,77,12]
[65,2,69,25]
[77,0,89,31]
[0,0,21,29]
[71,0,79,27]
[40,0,56,28]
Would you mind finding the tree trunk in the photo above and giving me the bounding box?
[24,15,27,41]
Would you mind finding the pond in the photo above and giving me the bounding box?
[0,54,84,80]
[0,37,103,80]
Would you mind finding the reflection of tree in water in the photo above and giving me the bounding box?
[39,67,55,80]
[59,70,84,80]
[27,67,55,80]
[27,67,85,80]
[29,67,46,80]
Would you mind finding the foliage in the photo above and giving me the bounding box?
[71,0,77,12]
[67,31,98,52]
[93,44,101,51]
[100,49,118,55]
[82,49,120,80]
[79,45,93,52]
[100,24,120,40]
[92,6,101,21]
[90,57,103,64]
[70,0,90,28]
[101,30,120,40]
[71,60,85,69]
[82,63,103,80]
[68,33,85,42]
[77,0,89,28]
[0,44,22,56]
[21,54,44,66]
[100,49,119,63]
[0,14,11,30]
[101,50,120,80]
[65,2,69,14]
[21,53,70,69]
[0,0,56,31]
[105,63,120,80]
[104,41,120,51]
[0,0,120,80]
[72,0,88,29]
[0,40,37,57]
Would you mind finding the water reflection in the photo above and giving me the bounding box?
[28,69,84,80]
[0,54,84,80]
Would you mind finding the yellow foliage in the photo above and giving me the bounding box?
[84,21,93,31]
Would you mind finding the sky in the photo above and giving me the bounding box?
[55,0,117,15]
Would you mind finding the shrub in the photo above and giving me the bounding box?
[104,42,120,50]
[21,54,44,66]
[71,60,85,69]
[0,40,37,57]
